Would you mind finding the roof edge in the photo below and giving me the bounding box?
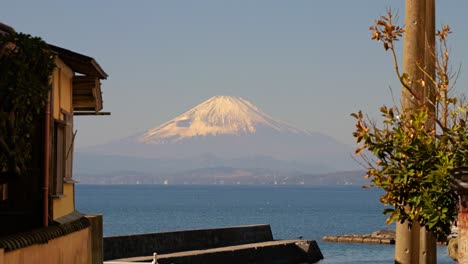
[48,44,108,79]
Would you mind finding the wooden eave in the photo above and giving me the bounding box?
[48,44,108,79]
[48,44,109,114]
[72,76,103,112]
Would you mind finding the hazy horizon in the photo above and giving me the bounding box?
[4,1,468,148]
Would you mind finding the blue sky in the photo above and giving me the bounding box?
[3,1,468,148]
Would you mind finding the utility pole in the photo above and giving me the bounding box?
[420,1,437,263]
[396,0,437,263]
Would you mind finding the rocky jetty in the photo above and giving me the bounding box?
[323,230,395,244]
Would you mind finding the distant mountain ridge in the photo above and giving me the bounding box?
[76,96,359,182]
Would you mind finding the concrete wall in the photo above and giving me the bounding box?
[104,224,274,260]
[157,240,323,264]
[2,227,90,264]
[87,215,103,264]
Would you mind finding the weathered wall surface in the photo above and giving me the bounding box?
[104,224,274,260]
[87,214,103,264]
[2,228,90,264]
[53,183,75,219]
[52,58,74,120]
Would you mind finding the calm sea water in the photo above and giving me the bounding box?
[75,185,453,263]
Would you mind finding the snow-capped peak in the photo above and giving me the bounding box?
[139,96,307,144]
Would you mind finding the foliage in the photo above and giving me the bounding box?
[352,11,468,239]
[0,30,55,181]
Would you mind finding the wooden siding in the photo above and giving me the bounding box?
[73,76,102,111]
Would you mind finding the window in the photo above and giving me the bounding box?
[51,121,65,196]
[51,111,74,196]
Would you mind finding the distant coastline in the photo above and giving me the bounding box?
[76,169,367,186]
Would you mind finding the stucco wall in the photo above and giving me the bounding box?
[2,227,90,264]
[51,57,76,220]
[52,58,73,120]
[52,183,75,219]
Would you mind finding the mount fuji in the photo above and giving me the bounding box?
[76,96,361,184]
[140,95,307,143]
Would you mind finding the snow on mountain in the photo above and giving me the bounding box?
[78,95,358,173]
[140,95,307,144]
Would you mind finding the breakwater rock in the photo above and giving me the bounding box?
[323,229,395,244]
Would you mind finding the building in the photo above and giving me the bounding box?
[0,23,109,264]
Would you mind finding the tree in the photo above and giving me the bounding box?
[352,9,468,243]
[0,30,55,182]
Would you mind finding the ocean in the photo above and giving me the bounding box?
[75,185,453,263]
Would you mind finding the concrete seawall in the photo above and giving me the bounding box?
[104,224,273,261]
[104,224,323,263]
[109,240,323,264]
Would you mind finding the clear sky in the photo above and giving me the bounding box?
[3,1,468,148]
